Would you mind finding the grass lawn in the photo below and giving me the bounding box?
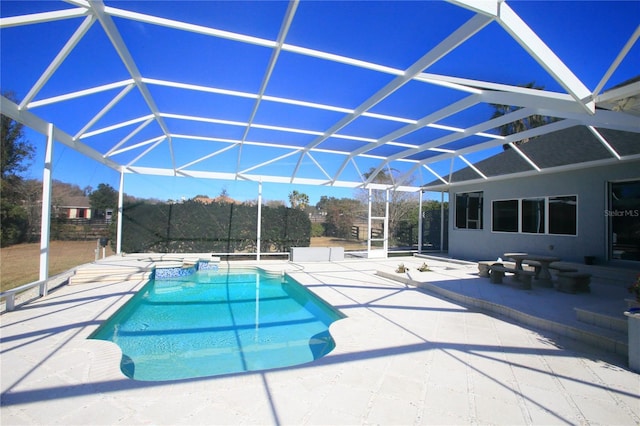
[0,237,366,293]
[309,236,367,250]
[1,241,115,292]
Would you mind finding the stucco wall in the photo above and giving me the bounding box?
[447,161,640,263]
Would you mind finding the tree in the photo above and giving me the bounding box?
[489,81,559,149]
[1,94,34,180]
[1,92,35,245]
[89,183,118,219]
[21,179,44,241]
[288,190,309,210]
[265,199,285,208]
[316,196,361,239]
[311,222,324,237]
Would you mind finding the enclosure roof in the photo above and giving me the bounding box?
[424,124,640,190]
[1,1,639,193]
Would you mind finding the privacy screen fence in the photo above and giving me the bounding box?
[117,200,310,254]
[421,207,449,252]
[115,199,447,255]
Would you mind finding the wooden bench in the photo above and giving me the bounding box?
[556,271,591,293]
[489,264,535,289]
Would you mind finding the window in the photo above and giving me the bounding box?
[522,199,545,233]
[549,196,576,235]
[455,192,483,229]
[491,195,577,235]
[492,200,518,232]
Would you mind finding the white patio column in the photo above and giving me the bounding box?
[38,123,54,296]
[440,191,445,253]
[116,169,124,254]
[256,180,262,261]
[384,189,389,255]
[367,187,372,255]
[418,190,423,254]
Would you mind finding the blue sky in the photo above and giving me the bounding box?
[2,1,639,205]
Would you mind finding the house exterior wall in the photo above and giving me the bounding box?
[447,160,640,263]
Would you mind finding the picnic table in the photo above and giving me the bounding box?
[503,253,560,286]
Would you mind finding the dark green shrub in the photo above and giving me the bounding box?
[311,222,324,237]
[119,201,310,254]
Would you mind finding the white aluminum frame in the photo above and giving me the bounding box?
[0,0,639,297]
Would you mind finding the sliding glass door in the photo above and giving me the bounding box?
[609,180,640,262]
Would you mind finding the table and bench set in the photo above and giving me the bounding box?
[478,252,592,293]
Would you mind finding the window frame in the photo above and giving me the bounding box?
[548,195,578,235]
[491,194,577,236]
[492,199,519,232]
[521,198,546,234]
[454,191,483,230]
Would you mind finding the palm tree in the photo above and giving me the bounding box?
[489,82,559,149]
[288,190,309,210]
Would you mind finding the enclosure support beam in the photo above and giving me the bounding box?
[257,181,263,261]
[384,189,390,256]
[367,188,372,255]
[38,124,55,296]
[116,169,125,254]
[418,191,423,254]
[496,2,594,113]
[440,191,446,253]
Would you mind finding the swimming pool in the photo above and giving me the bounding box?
[90,267,344,381]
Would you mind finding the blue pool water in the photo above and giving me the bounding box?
[90,267,344,381]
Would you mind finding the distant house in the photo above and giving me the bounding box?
[56,196,93,220]
[306,207,327,223]
[424,123,640,265]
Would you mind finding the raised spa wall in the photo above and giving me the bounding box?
[153,259,219,280]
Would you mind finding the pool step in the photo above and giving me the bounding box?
[549,261,637,287]
[69,264,153,285]
[377,268,629,357]
[575,307,628,333]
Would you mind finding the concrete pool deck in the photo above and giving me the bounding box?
[1,255,638,425]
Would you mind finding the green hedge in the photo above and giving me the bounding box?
[117,200,310,253]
